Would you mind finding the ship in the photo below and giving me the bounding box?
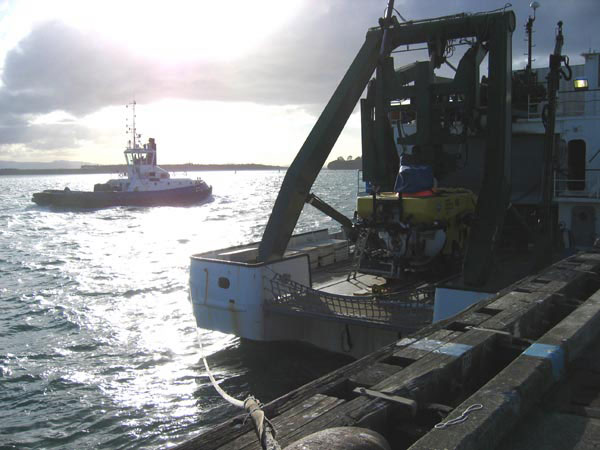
[188,5,600,358]
[31,101,212,208]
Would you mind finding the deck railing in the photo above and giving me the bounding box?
[554,170,600,199]
[520,89,600,121]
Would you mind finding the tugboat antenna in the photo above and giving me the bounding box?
[126,100,138,149]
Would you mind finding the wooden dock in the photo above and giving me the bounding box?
[177,251,600,449]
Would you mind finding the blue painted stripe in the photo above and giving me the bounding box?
[405,339,473,357]
[523,343,565,380]
[397,338,417,347]
[434,342,473,357]
[409,339,445,352]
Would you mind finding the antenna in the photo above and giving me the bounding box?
[526,2,541,73]
[126,100,138,149]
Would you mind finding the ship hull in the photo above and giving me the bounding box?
[32,184,212,208]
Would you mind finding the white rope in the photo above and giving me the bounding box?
[195,329,245,409]
[191,292,280,448]
[434,403,483,429]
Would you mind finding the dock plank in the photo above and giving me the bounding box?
[375,330,497,405]
[348,362,404,389]
[392,330,464,361]
[410,287,600,450]
[174,336,400,450]
[220,394,344,450]
[178,252,600,450]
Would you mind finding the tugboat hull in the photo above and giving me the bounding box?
[32,184,212,208]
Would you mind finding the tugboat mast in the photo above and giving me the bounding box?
[126,100,141,149]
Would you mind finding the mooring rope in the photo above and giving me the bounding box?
[195,329,281,450]
[195,329,245,408]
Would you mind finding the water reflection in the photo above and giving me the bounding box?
[0,170,358,448]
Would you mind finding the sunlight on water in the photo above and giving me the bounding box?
[0,170,357,448]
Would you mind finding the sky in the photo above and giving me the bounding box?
[0,0,598,166]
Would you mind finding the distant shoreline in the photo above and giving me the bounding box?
[327,157,362,170]
[0,163,287,176]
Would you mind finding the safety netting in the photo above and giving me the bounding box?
[265,274,434,331]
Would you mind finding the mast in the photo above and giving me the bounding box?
[126,100,140,149]
[534,20,571,269]
[525,2,540,84]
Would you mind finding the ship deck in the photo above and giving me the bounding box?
[264,258,436,335]
[176,251,600,450]
[310,259,429,294]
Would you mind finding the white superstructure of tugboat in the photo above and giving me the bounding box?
[32,101,212,208]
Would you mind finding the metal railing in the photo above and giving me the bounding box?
[523,93,600,120]
[554,170,600,199]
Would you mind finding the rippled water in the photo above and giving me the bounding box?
[0,170,358,449]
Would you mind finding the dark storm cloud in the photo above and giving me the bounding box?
[207,0,600,107]
[230,1,379,106]
[0,0,598,152]
[0,20,164,116]
[399,0,600,68]
[0,113,93,150]
[0,1,382,118]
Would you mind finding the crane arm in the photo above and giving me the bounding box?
[257,29,382,262]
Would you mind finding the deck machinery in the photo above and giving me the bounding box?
[258,4,567,287]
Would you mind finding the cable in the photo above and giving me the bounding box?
[473,3,512,15]
[194,303,281,449]
[196,329,244,408]
[393,8,408,22]
[434,404,483,428]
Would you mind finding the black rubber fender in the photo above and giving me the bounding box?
[283,427,391,450]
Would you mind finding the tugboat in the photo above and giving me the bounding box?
[32,102,212,208]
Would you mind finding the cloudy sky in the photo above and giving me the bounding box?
[0,0,597,165]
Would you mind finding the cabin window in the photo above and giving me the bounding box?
[149,172,156,177]
[567,139,586,191]
[160,173,168,179]
[218,277,230,289]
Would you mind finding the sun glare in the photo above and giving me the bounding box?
[2,0,365,166]
[73,98,346,166]
[33,0,305,62]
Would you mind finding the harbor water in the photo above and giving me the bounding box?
[0,170,357,449]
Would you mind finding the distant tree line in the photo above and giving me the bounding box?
[327,156,362,170]
[0,163,287,176]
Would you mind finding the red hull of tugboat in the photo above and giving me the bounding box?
[32,184,212,208]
